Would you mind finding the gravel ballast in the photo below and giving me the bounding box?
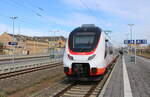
[0,64,65,97]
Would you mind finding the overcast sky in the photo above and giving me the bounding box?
[0,0,149,46]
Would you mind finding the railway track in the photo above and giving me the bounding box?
[0,55,50,61]
[53,82,99,97]
[52,59,117,97]
[0,62,62,80]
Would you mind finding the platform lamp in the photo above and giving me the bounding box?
[128,24,134,55]
[10,16,18,63]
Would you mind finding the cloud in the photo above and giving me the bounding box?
[61,0,150,44]
[61,0,150,20]
[134,25,150,42]
[0,23,46,36]
[0,23,11,33]
[0,23,69,37]
[47,13,97,26]
[46,12,112,28]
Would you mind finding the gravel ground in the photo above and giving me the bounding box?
[138,54,150,59]
[0,63,64,97]
[30,78,72,97]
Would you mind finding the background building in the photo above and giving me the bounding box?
[0,32,66,55]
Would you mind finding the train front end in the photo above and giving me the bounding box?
[63,24,106,81]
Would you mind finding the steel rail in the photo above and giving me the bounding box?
[0,56,50,61]
[52,56,119,97]
[0,62,62,80]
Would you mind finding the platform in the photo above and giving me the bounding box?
[102,56,124,97]
[101,55,150,97]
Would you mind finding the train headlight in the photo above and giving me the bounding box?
[88,54,96,60]
[68,54,74,60]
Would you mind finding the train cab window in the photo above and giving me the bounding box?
[69,27,101,52]
[73,32,96,49]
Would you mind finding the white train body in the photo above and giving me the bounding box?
[63,24,117,80]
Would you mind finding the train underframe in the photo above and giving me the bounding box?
[64,63,107,81]
[64,57,118,81]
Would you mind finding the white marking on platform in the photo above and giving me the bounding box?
[123,56,133,97]
[137,56,150,63]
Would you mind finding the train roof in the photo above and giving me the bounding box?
[72,24,102,32]
[81,24,96,27]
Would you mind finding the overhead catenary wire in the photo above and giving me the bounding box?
[19,0,45,12]
[0,0,46,26]
[7,0,42,17]
[0,0,43,19]
[1,0,116,41]
[0,0,65,38]
[79,0,99,20]
[6,0,53,30]
[0,0,51,31]
[1,0,65,34]
[79,0,105,28]
[0,13,9,18]
[17,0,62,34]
[0,0,20,10]
[0,15,43,34]
[0,0,33,19]
[79,0,118,45]
[0,13,43,29]
[79,1,112,37]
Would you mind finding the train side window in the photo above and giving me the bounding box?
[109,46,113,54]
[105,42,107,58]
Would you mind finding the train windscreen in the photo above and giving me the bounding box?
[73,32,96,49]
[69,27,101,52]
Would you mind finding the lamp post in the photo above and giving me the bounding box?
[128,24,136,63]
[126,33,130,54]
[53,30,59,59]
[10,16,18,63]
[50,30,59,63]
[128,24,134,54]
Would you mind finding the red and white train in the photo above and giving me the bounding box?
[63,24,118,81]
